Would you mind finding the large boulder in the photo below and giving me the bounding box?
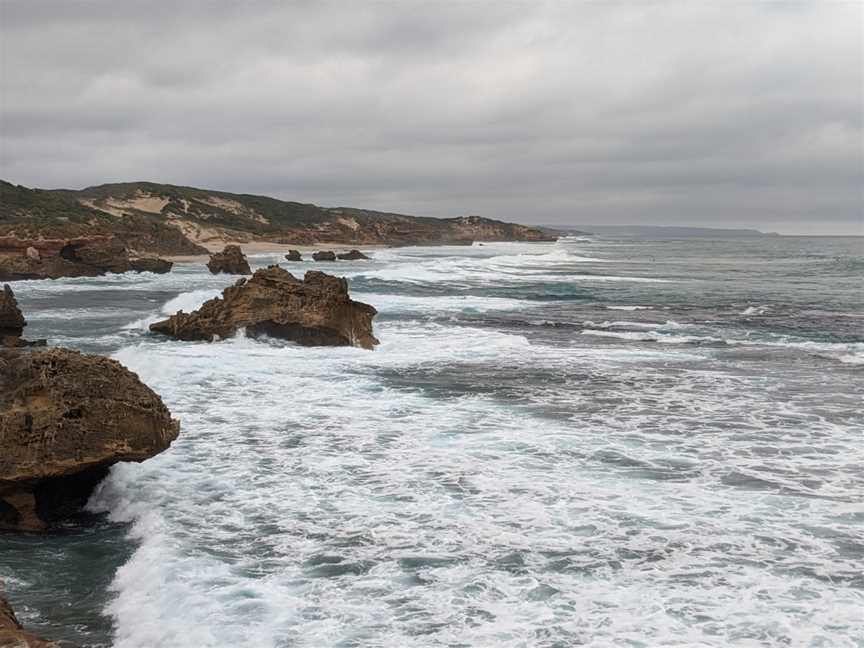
[0,236,173,281]
[0,348,180,532]
[337,249,370,261]
[206,245,251,275]
[150,266,378,349]
[284,249,303,262]
[1,586,58,647]
[312,250,336,262]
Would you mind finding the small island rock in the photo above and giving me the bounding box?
[150,265,378,349]
[285,250,303,262]
[207,244,251,275]
[312,250,337,262]
[337,249,370,260]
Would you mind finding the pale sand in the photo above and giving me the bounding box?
[165,242,388,263]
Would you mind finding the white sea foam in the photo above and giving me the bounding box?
[606,305,654,311]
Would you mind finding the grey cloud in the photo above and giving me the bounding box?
[1,0,861,234]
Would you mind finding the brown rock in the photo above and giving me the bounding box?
[337,249,370,261]
[0,236,173,281]
[0,285,46,348]
[206,245,251,275]
[312,250,337,262]
[150,265,378,349]
[1,585,60,647]
[0,285,25,341]
[284,249,303,262]
[0,348,180,532]
[129,257,173,274]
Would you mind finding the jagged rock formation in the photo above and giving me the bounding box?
[337,249,370,260]
[312,250,336,262]
[0,348,180,532]
[150,266,378,349]
[0,586,59,647]
[0,235,172,281]
[206,245,251,275]
[285,250,303,261]
[0,286,25,346]
[3,180,555,251]
[0,285,44,348]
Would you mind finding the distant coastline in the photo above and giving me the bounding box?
[546,224,781,238]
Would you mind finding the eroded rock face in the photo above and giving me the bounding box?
[207,245,251,275]
[0,285,43,348]
[150,266,378,349]
[0,236,173,281]
[0,585,59,647]
[337,249,370,260]
[0,349,180,532]
[285,249,303,262]
[0,286,25,342]
[312,250,336,262]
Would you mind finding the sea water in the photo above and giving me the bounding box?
[1,235,862,647]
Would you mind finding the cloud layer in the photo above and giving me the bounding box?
[1,1,861,233]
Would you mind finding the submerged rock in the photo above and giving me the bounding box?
[206,244,251,275]
[0,348,180,532]
[0,235,173,281]
[150,265,378,349]
[1,586,59,647]
[285,249,303,262]
[312,250,336,262]
[337,249,370,261]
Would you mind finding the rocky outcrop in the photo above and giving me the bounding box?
[0,286,25,346]
[129,257,173,274]
[312,251,336,262]
[150,266,378,349]
[285,250,303,262]
[0,236,173,281]
[0,348,180,532]
[1,586,59,647]
[206,245,251,275]
[0,286,45,349]
[337,249,370,260]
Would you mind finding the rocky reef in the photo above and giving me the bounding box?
[150,266,378,349]
[1,586,58,647]
[312,250,337,262]
[0,235,172,281]
[284,249,303,261]
[0,348,180,532]
[207,244,251,275]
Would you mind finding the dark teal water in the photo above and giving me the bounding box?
[1,235,862,647]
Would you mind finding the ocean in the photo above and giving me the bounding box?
[1,235,862,647]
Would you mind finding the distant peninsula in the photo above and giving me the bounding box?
[0,180,554,256]
[552,224,780,238]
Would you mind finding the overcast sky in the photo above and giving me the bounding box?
[1,1,861,234]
